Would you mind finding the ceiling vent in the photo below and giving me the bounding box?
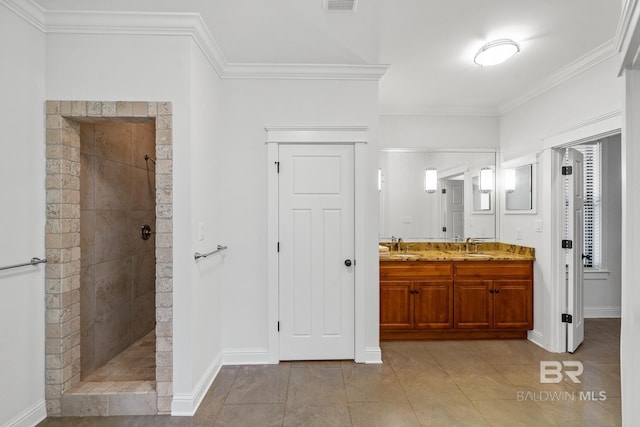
[324,0,357,12]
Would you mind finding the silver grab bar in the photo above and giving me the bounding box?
[194,245,228,260]
[0,257,47,271]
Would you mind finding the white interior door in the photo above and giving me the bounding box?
[444,179,464,240]
[278,144,355,360]
[565,148,585,353]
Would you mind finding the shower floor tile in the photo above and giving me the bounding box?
[75,329,156,389]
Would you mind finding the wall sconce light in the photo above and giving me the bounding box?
[479,167,494,193]
[505,168,516,193]
[425,168,437,193]
[378,168,382,192]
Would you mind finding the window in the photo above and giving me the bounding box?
[576,143,601,268]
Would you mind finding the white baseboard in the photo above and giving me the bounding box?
[222,348,270,365]
[3,400,47,427]
[585,307,621,318]
[362,347,382,364]
[171,352,223,416]
[527,329,545,349]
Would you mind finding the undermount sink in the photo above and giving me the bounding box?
[388,253,421,261]
[463,253,491,258]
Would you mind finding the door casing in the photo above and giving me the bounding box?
[265,126,372,364]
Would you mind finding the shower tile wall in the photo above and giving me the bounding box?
[80,122,156,379]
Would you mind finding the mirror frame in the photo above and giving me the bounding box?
[501,153,538,215]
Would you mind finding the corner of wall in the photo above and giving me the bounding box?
[171,351,223,416]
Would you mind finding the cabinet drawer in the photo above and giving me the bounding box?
[454,261,532,278]
[380,262,452,279]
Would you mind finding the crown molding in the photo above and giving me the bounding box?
[499,38,617,115]
[44,9,230,77]
[379,107,500,117]
[222,63,388,80]
[1,0,45,31]
[616,0,640,72]
[4,0,387,81]
[615,0,638,53]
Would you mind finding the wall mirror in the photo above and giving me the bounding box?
[502,155,537,214]
[505,164,533,210]
[379,150,496,241]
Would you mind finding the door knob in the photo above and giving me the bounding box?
[344,259,353,267]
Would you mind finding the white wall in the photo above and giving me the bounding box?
[217,78,381,361]
[499,56,624,351]
[584,135,621,318]
[185,41,225,412]
[0,5,47,426]
[621,66,640,427]
[380,115,499,150]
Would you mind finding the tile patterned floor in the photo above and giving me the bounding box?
[38,318,621,426]
[83,330,156,383]
[65,330,156,396]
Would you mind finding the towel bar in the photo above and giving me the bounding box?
[0,257,47,271]
[194,245,228,260]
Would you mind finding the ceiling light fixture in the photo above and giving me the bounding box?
[474,39,520,67]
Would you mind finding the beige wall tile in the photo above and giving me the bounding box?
[94,211,132,263]
[95,302,132,368]
[80,154,95,211]
[116,101,133,116]
[131,167,155,211]
[94,257,133,317]
[133,293,155,341]
[132,123,156,169]
[95,158,131,211]
[80,124,95,155]
[95,122,133,165]
[133,251,155,298]
[61,394,108,416]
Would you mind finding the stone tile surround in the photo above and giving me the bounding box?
[44,101,173,416]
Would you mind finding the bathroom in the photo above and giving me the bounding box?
[1,1,638,425]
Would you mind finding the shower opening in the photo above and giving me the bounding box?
[44,101,174,416]
[79,121,157,384]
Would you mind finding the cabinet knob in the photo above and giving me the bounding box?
[344,259,353,267]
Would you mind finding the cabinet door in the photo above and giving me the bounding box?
[454,280,492,328]
[493,280,532,329]
[380,281,413,330]
[414,280,453,329]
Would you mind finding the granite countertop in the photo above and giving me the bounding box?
[379,242,535,262]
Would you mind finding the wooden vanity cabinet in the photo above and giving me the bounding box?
[453,261,533,330]
[380,260,533,340]
[380,263,453,332]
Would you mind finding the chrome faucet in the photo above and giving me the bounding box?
[465,237,476,253]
